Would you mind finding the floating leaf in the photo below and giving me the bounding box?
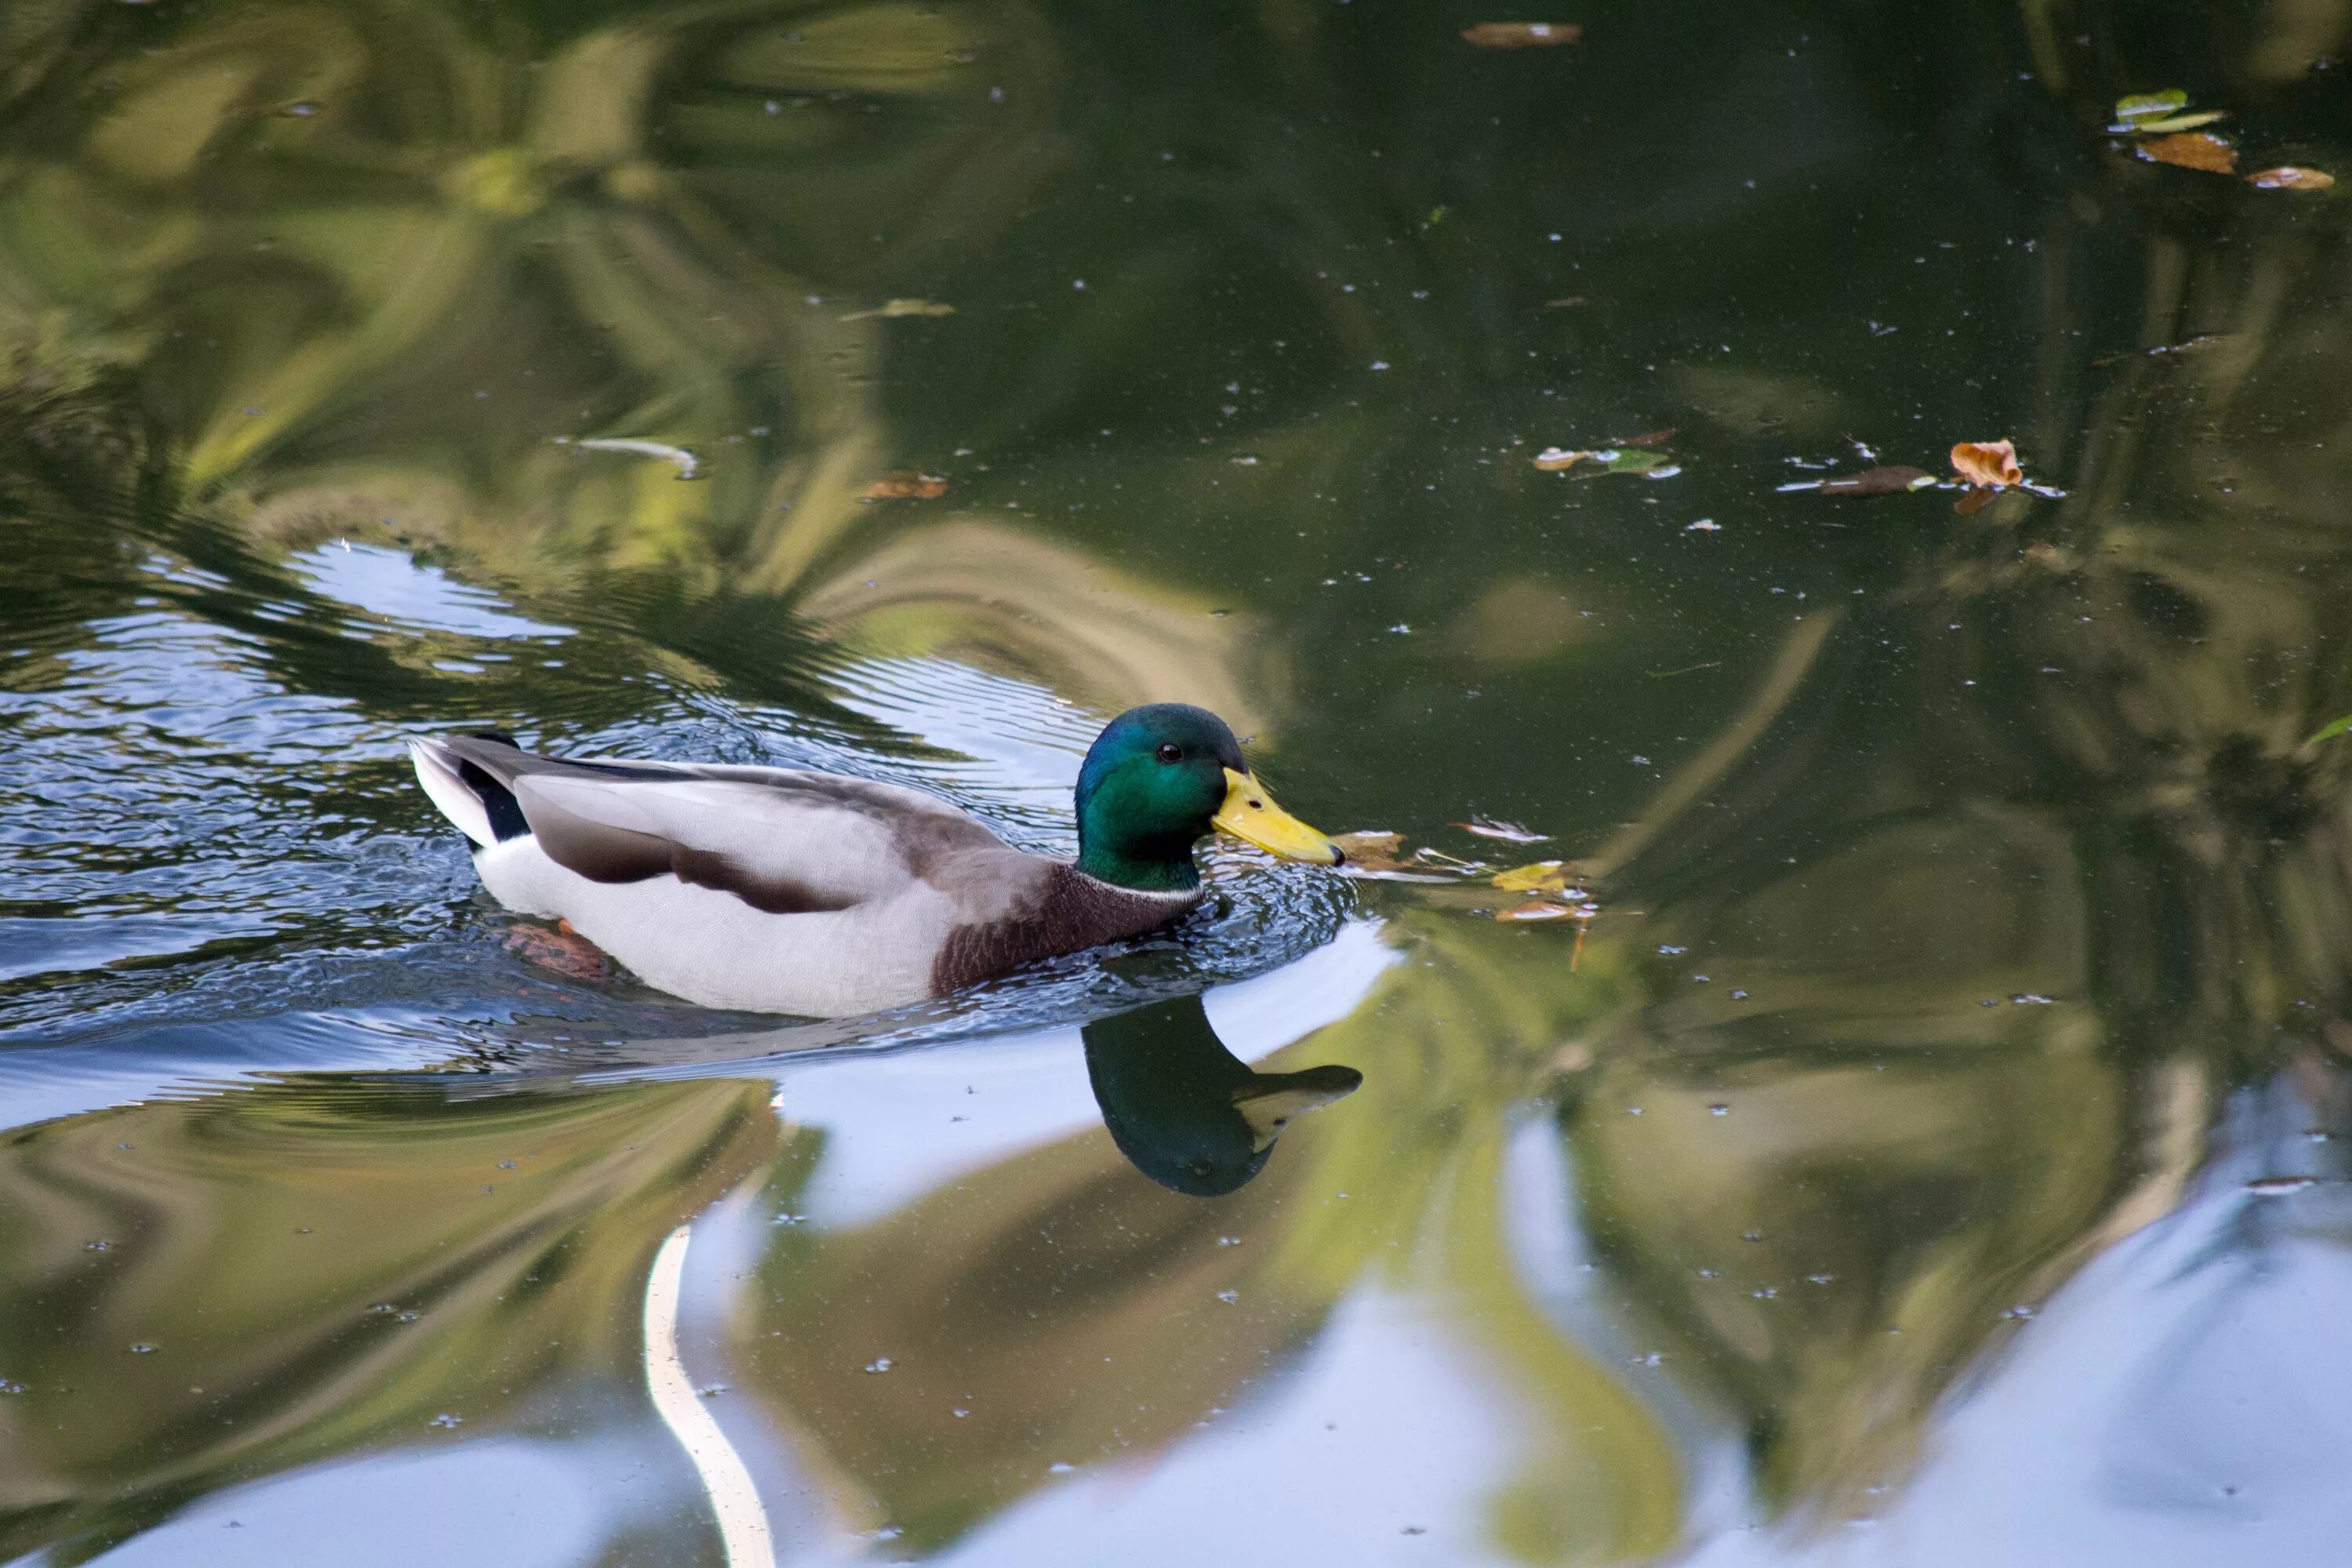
[1788,465,1936,497]
[840,299,956,321]
[1457,817,1551,843]
[1493,859,1575,893]
[1495,899,1578,922]
[2125,111,2227,134]
[2136,132,2235,174]
[1461,22,1583,48]
[1330,830,1410,871]
[865,472,948,499]
[1536,448,1674,478]
[2247,166,2334,191]
[1950,440,2024,489]
[565,437,699,480]
[2112,89,2188,124]
[2307,714,2352,746]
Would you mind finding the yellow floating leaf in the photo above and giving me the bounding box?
[1494,859,1573,893]
[1461,22,1583,48]
[2247,166,2334,191]
[2136,132,2235,174]
[2126,111,2227,134]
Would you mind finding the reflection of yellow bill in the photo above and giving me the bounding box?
[1212,767,1343,865]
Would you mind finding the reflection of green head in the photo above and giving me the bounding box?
[1081,992,1363,1196]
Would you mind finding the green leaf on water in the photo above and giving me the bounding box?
[2307,714,2352,746]
[2113,89,2189,125]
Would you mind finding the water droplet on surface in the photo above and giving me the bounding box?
[1658,945,1686,955]
[952,1406,970,1417]
[1752,1287,1778,1299]
[1217,1290,1240,1304]
[85,1240,111,1251]
[1708,1105,1729,1116]
[1742,1230,1762,1242]
[1218,1236,1241,1247]
[863,1357,893,1374]
[129,1343,156,1354]
[428,1412,462,1428]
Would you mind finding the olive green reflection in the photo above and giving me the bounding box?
[1082,992,1362,1196]
[0,1077,776,1563]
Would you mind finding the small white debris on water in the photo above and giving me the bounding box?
[1686,518,1720,531]
[2247,1176,2319,1196]
[561,437,699,479]
[863,1357,893,1374]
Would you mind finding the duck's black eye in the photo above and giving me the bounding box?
[1156,742,1183,763]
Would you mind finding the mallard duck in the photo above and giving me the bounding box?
[408,703,1342,1016]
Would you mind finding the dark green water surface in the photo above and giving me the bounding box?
[5,2,2352,1563]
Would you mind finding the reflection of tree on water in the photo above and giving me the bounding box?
[0,1079,776,1563]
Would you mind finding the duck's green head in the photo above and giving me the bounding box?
[1073,703,1342,891]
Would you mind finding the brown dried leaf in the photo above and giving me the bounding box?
[1950,440,2024,489]
[1812,464,1936,497]
[2136,132,2236,174]
[1331,830,1410,872]
[2246,166,2334,191]
[1612,426,1678,448]
[866,472,948,499]
[1461,22,1582,48]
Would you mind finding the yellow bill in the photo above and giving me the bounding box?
[1213,768,1344,865]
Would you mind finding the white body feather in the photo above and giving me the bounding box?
[470,835,957,1015]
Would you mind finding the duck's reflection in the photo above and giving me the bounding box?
[1082,993,1363,1196]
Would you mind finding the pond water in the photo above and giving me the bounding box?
[5,2,2351,1563]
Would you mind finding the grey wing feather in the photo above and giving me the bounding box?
[430,736,1007,913]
